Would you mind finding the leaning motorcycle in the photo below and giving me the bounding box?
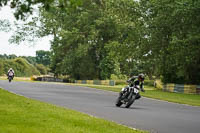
[115,85,140,108]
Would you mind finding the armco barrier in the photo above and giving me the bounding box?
[163,83,200,94]
[75,80,115,86]
[36,76,63,82]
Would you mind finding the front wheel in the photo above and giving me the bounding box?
[125,95,136,108]
[115,93,123,107]
[8,77,12,83]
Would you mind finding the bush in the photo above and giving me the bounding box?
[2,58,40,77]
[110,74,127,80]
[35,64,47,75]
[144,80,154,86]
[115,80,127,85]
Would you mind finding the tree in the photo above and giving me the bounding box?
[36,50,50,66]
[0,0,83,20]
[0,59,4,76]
[8,0,150,79]
[6,0,200,83]
[138,0,200,84]
[0,19,11,32]
[35,64,47,75]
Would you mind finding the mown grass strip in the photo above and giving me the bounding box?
[141,90,200,106]
[70,84,200,106]
[0,76,32,82]
[0,88,146,133]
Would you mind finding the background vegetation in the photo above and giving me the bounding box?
[1,0,200,84]
[0,52,50,77]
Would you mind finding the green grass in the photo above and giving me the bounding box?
[0,88,145,133]
[0,76,32,82]
[141,90,200,106]
[69,84,200,107]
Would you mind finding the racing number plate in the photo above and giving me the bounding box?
[134,88,139,93]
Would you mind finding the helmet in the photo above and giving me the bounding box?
[138,73,145,81]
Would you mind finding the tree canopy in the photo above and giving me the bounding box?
[1,0,200,84]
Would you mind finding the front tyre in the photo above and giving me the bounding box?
[125,95,136,108]
[8,77,12,83]
[115,93,123,107]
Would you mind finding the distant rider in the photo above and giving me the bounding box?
[7,68,15,79]
[121,73,145,99]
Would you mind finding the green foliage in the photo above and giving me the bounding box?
[0,59,4,76]
[137,0,200,84]
[36,50,51,66]
[21,56,37,65]
[0,0,83,20]
[144,80,154,87]
[35,64,48,75]
[0,54,17,59]
[6,0,200,84]
[115,80,127,86]
[0,54,37,65]
[44,0,142,79]
[1,58,40,77]
[0,19,11,32]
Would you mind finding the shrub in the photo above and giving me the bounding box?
[115,80,127,85]
[144,80,154,86]
[2,58,40,77]
[35,64,47,75]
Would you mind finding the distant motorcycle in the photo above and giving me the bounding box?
[8,76,13,82]
[116,85,140,108]
[7,73,14,83]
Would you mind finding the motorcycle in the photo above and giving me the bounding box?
[115,85,140,108]
[8,76,13,82]
[7,72,14,83]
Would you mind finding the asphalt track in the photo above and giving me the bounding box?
[0,80,200,133]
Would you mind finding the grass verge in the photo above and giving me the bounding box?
[68,83,200,107]
[0,76,32,82]
[0,88,145,133]
[141,90,200,106]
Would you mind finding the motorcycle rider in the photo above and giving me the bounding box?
[7,68,15,79]
[121,73,145,100]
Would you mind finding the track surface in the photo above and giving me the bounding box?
[0,80,200,133]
